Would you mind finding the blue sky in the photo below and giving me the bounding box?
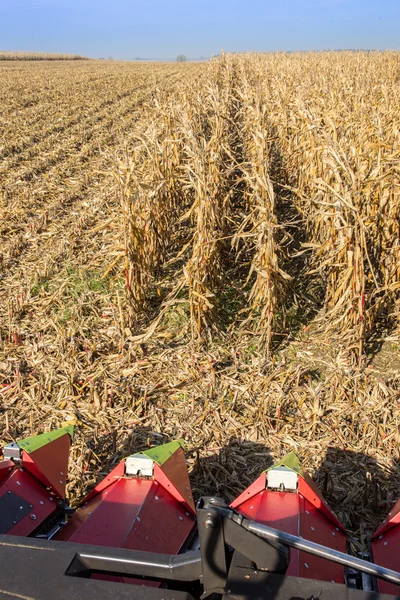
[0,0,399,59]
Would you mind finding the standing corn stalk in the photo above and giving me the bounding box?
[114,97,186,321]
[181,60,234,340]
[235,61,290,353]
[258,51,400,359]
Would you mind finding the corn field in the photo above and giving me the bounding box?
[0,55,399,545]
[117,52,400,359]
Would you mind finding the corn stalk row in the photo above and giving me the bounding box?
[255,52,400,357]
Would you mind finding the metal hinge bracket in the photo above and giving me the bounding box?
[125,454,154,478]
[267,466,298,491]
[3,442,22,463]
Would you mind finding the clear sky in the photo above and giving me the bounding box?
[0,0,399,59]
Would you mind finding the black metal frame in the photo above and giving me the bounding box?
[196,497,290,594]
[0,498,398,599]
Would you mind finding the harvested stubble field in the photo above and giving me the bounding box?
[0,54,399,554]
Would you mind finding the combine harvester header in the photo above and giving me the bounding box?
[0,427,399,599]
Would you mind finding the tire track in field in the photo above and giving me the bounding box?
[0,69,189,281]
[0,61,181,120]
[0,72,147,158]
[0,83,147,168]
[0,66,182,154]
[0,67,120,119]
[1,67,185,197]
[0,64,200,254]
[0,81,151,195]
[0,100,141,269]
[0,68,183,179]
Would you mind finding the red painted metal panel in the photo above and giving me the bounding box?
[56,472,195,588]
[56,485,115,541]
[253,490,300,535]
[82,461,125,503]
[236,489,301,577]
[231,489,264,520]
[372,525,400,596]
[0,461,16,482]
[123,480,195,552]
[58,476,195,552]
[373,498,400,538]
[230,474,267,509]
[298,475,345,531]
[256,490,301,578]
[63,477,153,547]
[234,486,345,583]
[299,497,345,582]
[73,475,152,587]
[119,481,195,587]
[154,448,195,514]
[22,433,71,498]
[0,468,57,535]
